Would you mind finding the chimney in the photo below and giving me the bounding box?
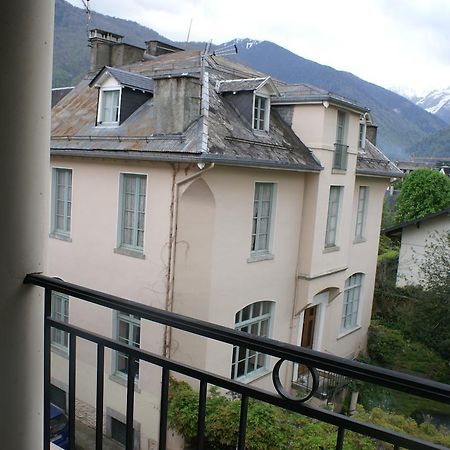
[366,124,378,146]
[145,40,184,57]
[153,75,201,134]
[88,29,145,72]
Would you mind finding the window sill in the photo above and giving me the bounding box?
[331,168,347,174]
[114,247,145,260]
[323,245,340,254]
[51,345,69,359]
[337,325,361,340]
[109,373,141,393]
[49,232,72,242]
[234,367,271,384]
[96,123,119,128]
[353,237,366,244]
[247,252,274,263]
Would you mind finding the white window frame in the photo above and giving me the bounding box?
[252,93,270,131]
[354,186,369,241]
[250,182,276,256]
[51,168,72,238]
[98,87,122,126]
[51,292,69,353]
[114,312,141,380]
[325,186,343,248]
[341,273,364,332]
[118,173,147,254]
[231,301,273,380]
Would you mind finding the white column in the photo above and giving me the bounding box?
[0,0,54,448]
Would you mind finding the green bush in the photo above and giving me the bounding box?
[168,378,449,449]
[367,323,450,383]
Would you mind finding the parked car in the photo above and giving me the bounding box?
[50,403,69,449]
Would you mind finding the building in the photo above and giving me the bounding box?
[47,29,402,448]
[384,207,450,287]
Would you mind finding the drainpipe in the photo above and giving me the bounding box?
[163,162,215,357]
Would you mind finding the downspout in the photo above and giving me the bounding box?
[163,162,215,357]
[163,52,213,357]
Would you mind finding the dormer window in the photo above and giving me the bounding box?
[253,94,269,131]
[98,88,121,125]
[216,77,278,133]
[90,66,154,127]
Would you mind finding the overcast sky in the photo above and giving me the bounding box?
[67,0,450,96]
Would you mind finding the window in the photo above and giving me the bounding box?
[118,174,147,252]
[358,122,366,151]
[51,168,72,237]
[98,88,121,125]
[253,94,269,131]
[115,312,140,380]
[355,186,368,240]
[231,301,273,379]
[51,292,69,352]
[325,186,343,248]
[111,417,127,446]
[333,110,348,170]
[108,414,139,449]
[341,273,364,331]
[251,183,275,255]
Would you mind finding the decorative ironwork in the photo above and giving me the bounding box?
[273,359,319,402]
[24,273,450,450]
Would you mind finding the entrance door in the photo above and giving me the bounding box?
[301,305,317,349]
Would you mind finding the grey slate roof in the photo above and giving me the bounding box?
[51,50,322,172]
[273,83,368,113]
[90,66,154,92]
[216,77,267,93]
[356,139,403,178]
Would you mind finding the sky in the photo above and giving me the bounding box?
[66,0,450,97]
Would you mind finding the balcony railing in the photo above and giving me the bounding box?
[24,273,450,450]
[333,142,349,170]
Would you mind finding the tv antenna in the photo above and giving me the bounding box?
[185,18,193,50]
[80,0,92,46]
[210,43,238,57]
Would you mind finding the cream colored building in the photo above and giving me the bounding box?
[48,31,401,448]
[385,207,450,287]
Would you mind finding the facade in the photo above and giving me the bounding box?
[48,30,401,448]
[384,207,450,287]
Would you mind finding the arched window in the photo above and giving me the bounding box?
[231,301,273,379]
[341,273,364,331]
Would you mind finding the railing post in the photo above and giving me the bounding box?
[44,289,52,450]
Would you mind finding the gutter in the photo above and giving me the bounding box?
[163,162,216,357]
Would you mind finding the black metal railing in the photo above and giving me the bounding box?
[333,142,349,170]
[293,367,351,401]
[24,273,450,450]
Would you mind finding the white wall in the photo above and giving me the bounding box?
[397,215,450,287]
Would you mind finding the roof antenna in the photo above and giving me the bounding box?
[185,18,193,50]
[81,0,92,46]
[211,43,238,57]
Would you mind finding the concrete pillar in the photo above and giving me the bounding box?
[0,0,53,448]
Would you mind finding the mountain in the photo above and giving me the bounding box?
[406,124,450,158]
[52,0,446,159]
[415,88,450,124]
[226,39,446,158]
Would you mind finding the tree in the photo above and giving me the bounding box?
[411,231,450,360]
[394,169,450,223]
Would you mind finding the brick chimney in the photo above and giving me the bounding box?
[366,124,378,146]
[88,29,145,72]
[153,75,201,134]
